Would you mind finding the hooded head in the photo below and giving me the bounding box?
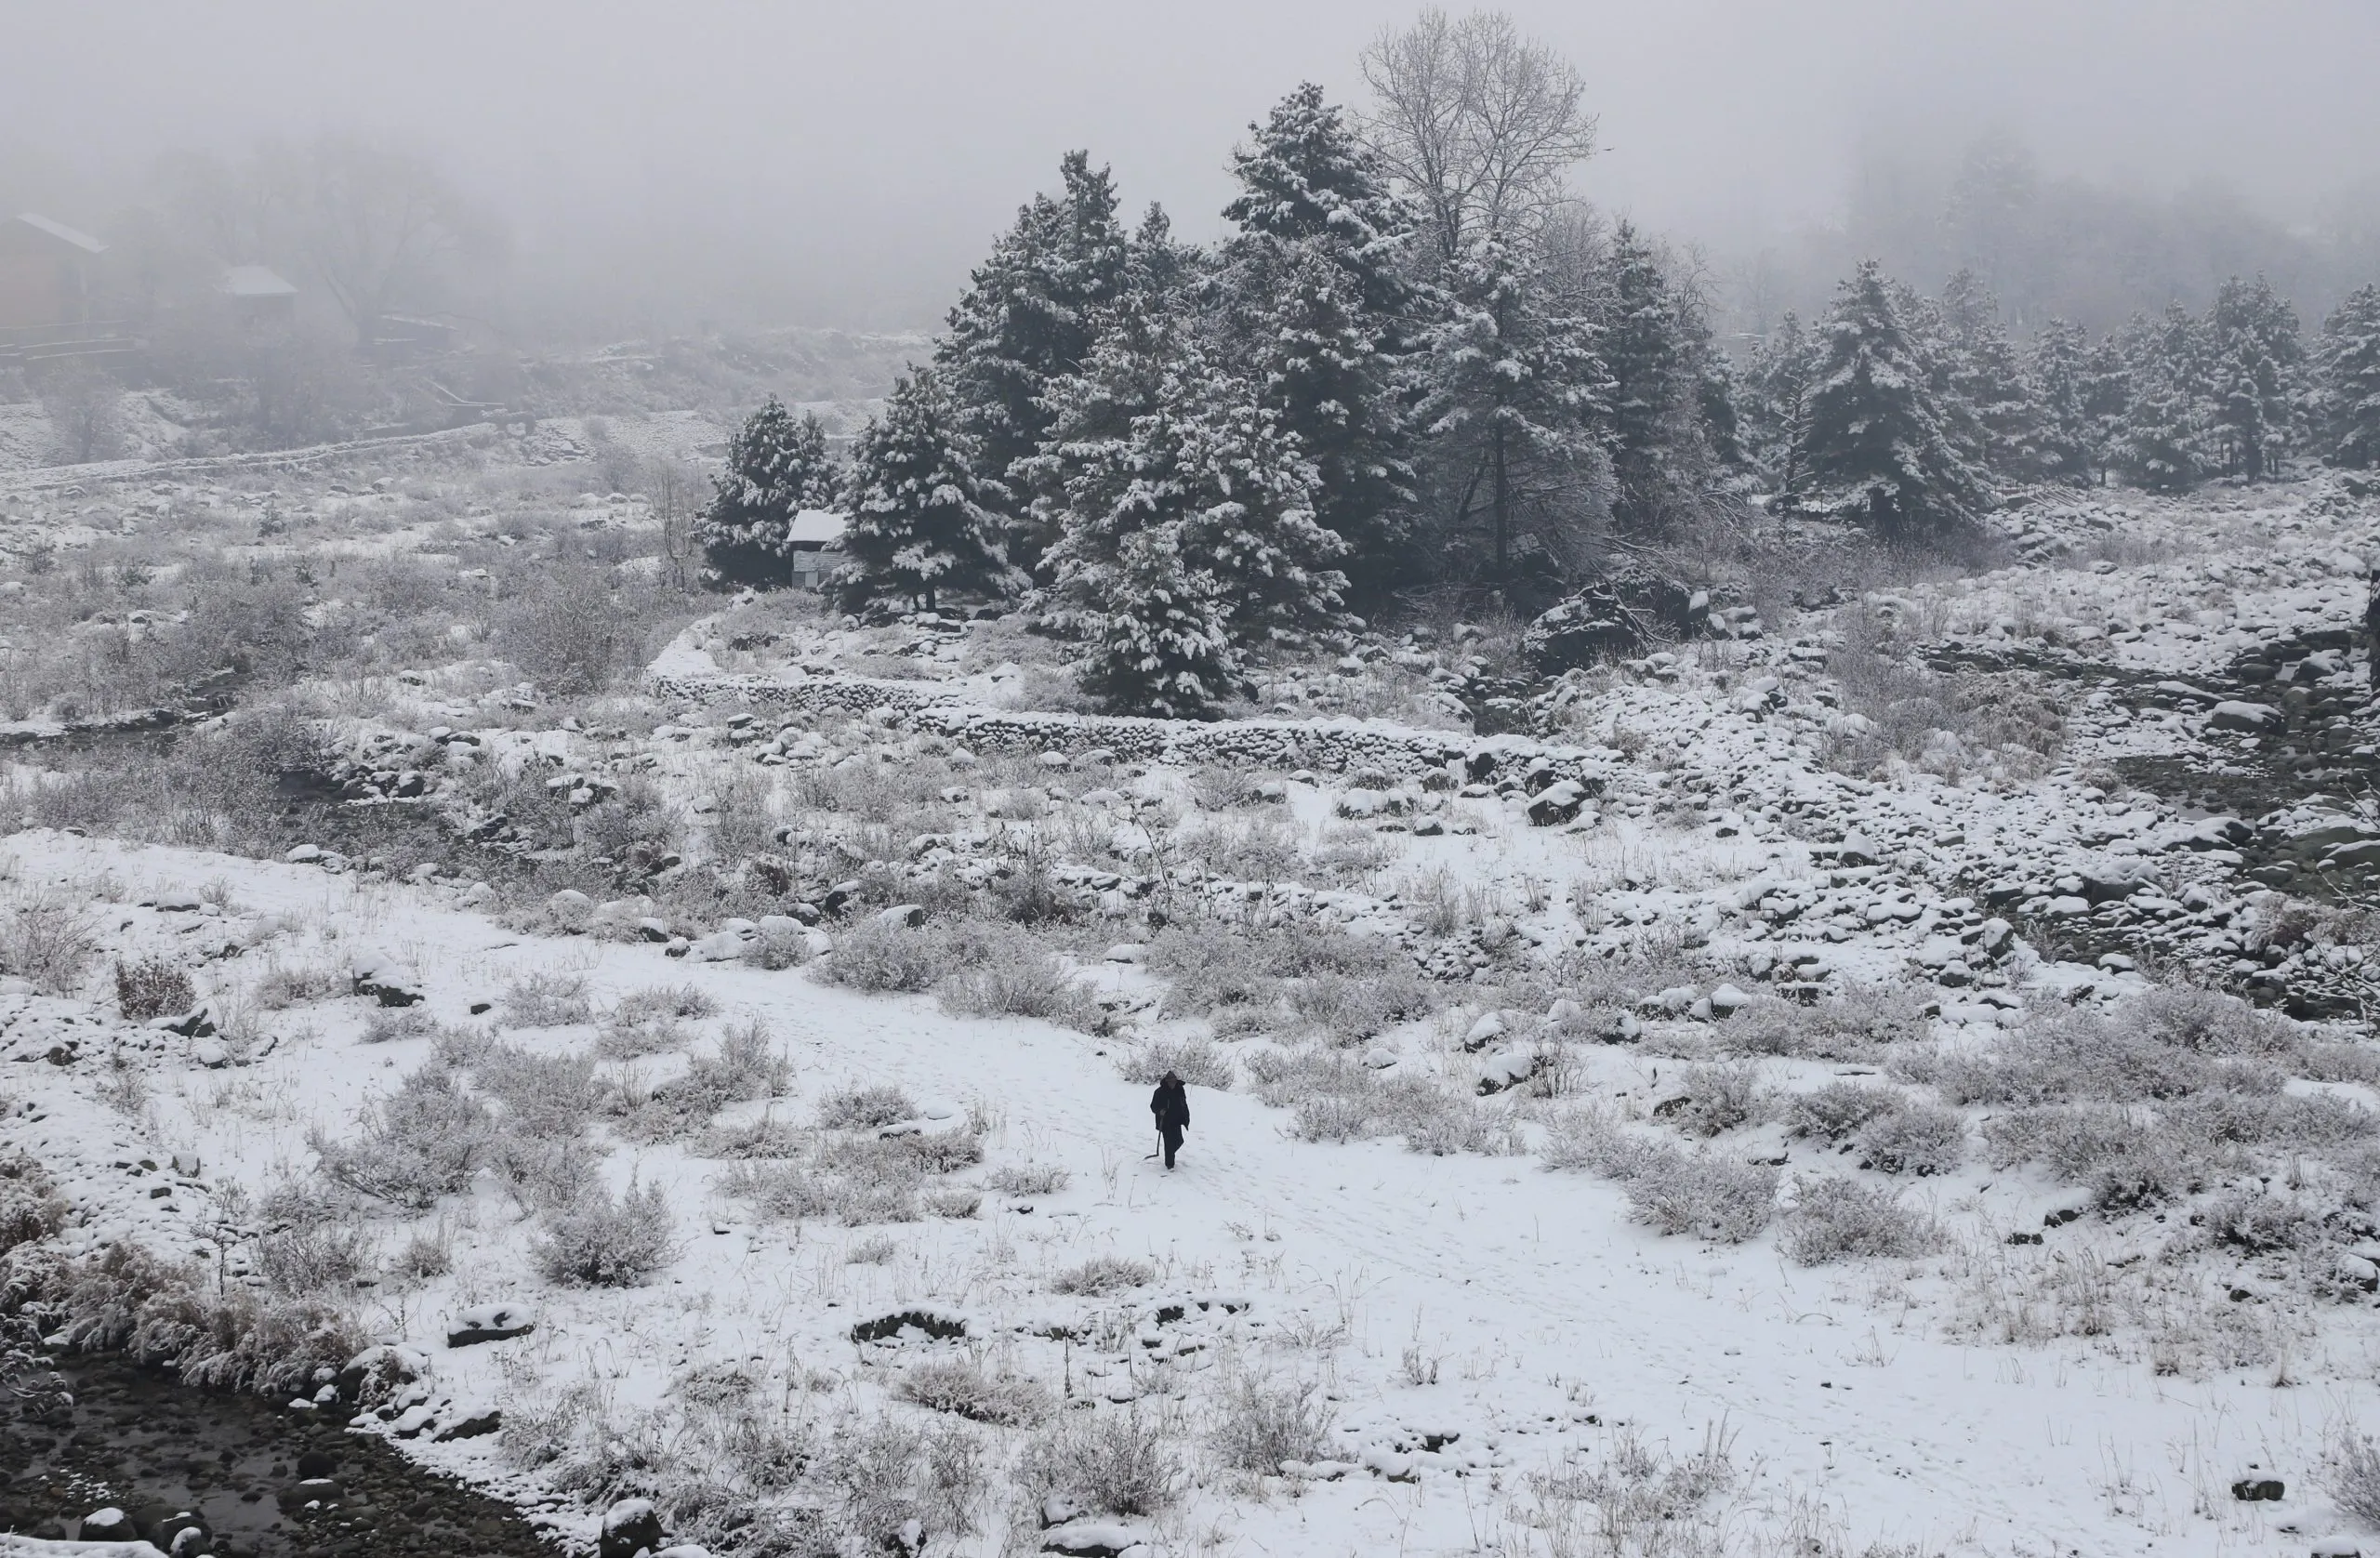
[1160,1071,1182,1087]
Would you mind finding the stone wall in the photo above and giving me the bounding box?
[650,672,1613,788]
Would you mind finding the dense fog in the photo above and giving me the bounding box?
[7,0,2378,335]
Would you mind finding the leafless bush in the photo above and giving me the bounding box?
[1116,1038,1235,1090]
[1858,1100,1966,1175]
[1208,1373,1334,1473]
[0,901,97,995]
[532,1179,676,1286]
[618,1021,792,1142]
[707,769,780,865]
[816,1409,985,1552]
[938,950,1098,1029]
[1017,1406,1181,1517]
[255,1223,373,1294]
[615,984,718,1022]
[1665,1063,1762,1137]
[311,1063,491,1209]
[817,1084,915,1130]
[894,1358,1053,1426]
[1051,1254,1152,1296]
[114,957,194,1020]
[2324,1422,2380,1528]
[254,960,345,1009]
[496,565,640,694]
[1533,1421,1739,1557]
[505,970,594,1027]
[986,1162,1070,1195]
[1927,1010,2279,1107]
[1543,1109,1778,1242]
[475,1043,604,1138]
[0,1153,72,1254]
[1779,1081,1897,1141]
[1779,1176,1935,1264]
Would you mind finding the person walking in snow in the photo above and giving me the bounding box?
[1150,1071,1190,1169]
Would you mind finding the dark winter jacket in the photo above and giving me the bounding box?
[1150,1081,1190,1136]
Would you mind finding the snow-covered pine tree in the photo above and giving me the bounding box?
[1936,271,2048,483]
[2205,274,2304,480]
[837,367,1015,613]
[2079,329,2134,482]
[1214,83,1420,598]
[1070,523,1238,720]
[1416,234,1612,577]
[694,397,840,589]
[1788,260,1991,537]
[1742,312,1816,490]
[1038,297,1348,714]
[934,151,1131,574]
[2026,319,2096,486]
[2315,283,2380,469]
[2109,305,2215,491]
[1598,221,1706,532]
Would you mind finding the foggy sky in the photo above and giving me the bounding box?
[7,0,2378,331]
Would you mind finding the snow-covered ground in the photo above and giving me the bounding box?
[6,468,2380,1558]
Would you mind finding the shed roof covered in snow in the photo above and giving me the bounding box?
[10,212,106,255]
[787,509,847,548]
[220,264,297,298]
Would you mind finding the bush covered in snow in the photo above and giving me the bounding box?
[1779,1175,1935,1264]
[1017,1406,1181,1517]
[532,1179,676,1287]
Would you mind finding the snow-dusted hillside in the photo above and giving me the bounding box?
[6,469,2380,1558]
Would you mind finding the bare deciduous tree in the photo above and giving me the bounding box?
[1359,8,1600,263]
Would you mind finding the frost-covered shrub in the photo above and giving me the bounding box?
[615,984,718,1023]
[985,1163,1070,1195]
[494,1135,602,1211]
[692,1111,805,1159]
[743,918,812,970]
[1780,1081,1897,1141]
[1981,1104,2192,1209]
[474,1044,603,1137]
[1542,1109,1778,1242]
[2124,986,2293,1057]
[620,1021,793,1142]
[1726,984,1926,1060]
[1051,1254,1152,1295]
[254,959,345,1010]
[817,1409,985,1553]
[938,948,1097,1029]
[816,917,966,994]
[2324,1424,2380,1529]
[1208,1374,1335,1473]
[255,1224,372,1294]
[0,1153,72,1254]
[114,957,194,1020]
[1859,1100,1966,1175]
[1665,1063,1762,1137]
[1289,967,1435,1045]
[1779,1176,1934,1264]
[532,1180,675,1286]
[2198,1189,2326,1253]
[0,901,96,995]
[1116,1038,1234,1090]
[1934,1011,2279,1107]
[504,970,593,1027]
[311,1064,490,1208]
[817,1085,915,1130]
[894,1359,1052,1426]
[1017,1406,1181,1517]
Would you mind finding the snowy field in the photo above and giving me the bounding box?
[5,449,2380,1558]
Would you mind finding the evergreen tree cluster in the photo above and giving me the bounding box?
[701,83,1744,713]
[1739,264,2380,526]
[694,70,2380,716]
